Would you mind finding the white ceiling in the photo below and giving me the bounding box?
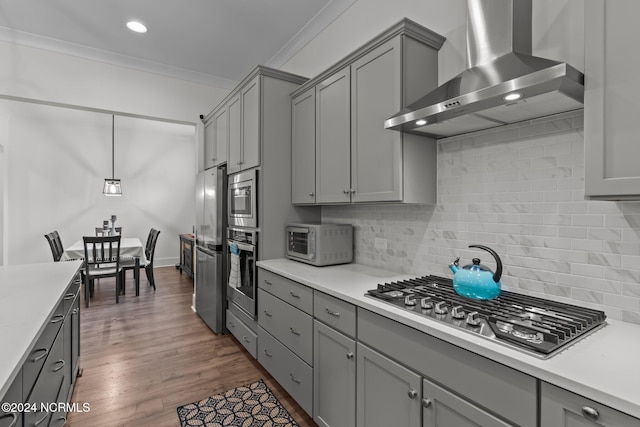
[0,0,356,89]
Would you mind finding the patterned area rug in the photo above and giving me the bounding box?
[177,379,300,427]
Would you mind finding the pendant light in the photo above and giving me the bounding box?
[103,114,122,196]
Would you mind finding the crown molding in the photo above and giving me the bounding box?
[0,26,240,89]
[265,0,356,69]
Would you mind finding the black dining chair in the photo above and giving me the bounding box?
[82,235,123,307]
[44,231,64,262]
[121,228,160,294]
[95,227,122,236]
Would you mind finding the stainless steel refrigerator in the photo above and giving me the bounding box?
[195,164,227,333]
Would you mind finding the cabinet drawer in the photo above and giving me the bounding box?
[226,310,257,358]
[258,269,313,314]
[258,327,313,416]
[62,276,81,315]
[541,381,640,426]
[314,291,356,337]
[0,369,22,427]
[23,300,65,400]
[258,289,313,364]
[358,308,536,427]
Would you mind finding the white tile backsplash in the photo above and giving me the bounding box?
[322,111,640,325]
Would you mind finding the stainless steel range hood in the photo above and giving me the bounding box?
[385,0,584,138]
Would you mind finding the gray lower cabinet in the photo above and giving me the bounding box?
[313,320,356,427]
[541,382,640,426]
[356,342,422,427]
[422,379,511,427]
[0,370,22,427]
[226,309,257,358]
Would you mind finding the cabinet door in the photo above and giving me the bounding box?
[313,321,356,427]
[316,69,351,203]
[351,37,403,202]
[204,119,216,170]
[71,294,80,382]
[228,94,242,174]
[241,75,261,172]
[357,343,421,427]
[585,0,640,199]
[213,107,228,167]
[541,382,640,427]
[292,87,317,204]
[422,379,511,427]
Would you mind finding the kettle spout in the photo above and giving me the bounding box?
[449,257,460,274]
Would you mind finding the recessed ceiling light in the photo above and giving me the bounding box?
[504,92,523,102]
[415,119,427,126]
[126,21,148,34]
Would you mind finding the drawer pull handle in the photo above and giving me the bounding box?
[264,280,273,286]
[407,389,418,399]
[72,308,79,315]
[35,411,49,426]
[290,291,301,299]
[422,398,432,408]
[326,308,341,317]
[263,310,273,317]
[51,314,65,324]
[346,352,354,359]
[32,348,49,362]
[581,406,599,421]
[289,373,301,384]
[1,413,17,427]
[263,349,273,357]
[53,359,66,372]
[242,336,250,343]
[289,327,301,336]
[64,293,75,300]
[229,321,235,328]
[54,415,67,427]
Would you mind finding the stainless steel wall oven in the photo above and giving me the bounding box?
[227,227,258,318]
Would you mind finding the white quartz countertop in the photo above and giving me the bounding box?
[257,259,640,420]
[0,261,82,398]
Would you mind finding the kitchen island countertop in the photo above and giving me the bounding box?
[0,260,82,398]
[257,258,640,420]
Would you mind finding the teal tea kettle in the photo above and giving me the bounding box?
[449,245,503,300]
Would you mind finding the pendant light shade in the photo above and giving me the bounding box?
[103,114,122,196]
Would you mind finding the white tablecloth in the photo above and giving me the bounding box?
[61,237,148,265]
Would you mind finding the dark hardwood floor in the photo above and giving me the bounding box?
[67,266,317,427]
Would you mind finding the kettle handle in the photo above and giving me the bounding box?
[469,245,502,283]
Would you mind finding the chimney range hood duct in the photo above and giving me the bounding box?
[385,0,584,138]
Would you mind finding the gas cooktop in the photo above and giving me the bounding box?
[366,275,607,359]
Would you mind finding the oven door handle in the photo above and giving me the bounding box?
[287,227,309,234]
[228,240,255,252]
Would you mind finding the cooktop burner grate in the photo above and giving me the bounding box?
[366,275,607,358]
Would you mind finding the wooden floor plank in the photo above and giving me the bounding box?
[66,266,317,426]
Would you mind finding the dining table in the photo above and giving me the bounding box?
[61,237,148,303]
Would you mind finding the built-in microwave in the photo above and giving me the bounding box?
[286,223,353,266]
[228,169,257,228]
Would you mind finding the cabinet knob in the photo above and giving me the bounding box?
[237,161,243,165]
[346,351,354,359]
[581,406,599,421]
[309,192,314,197]
[421,398,432,408]
[343,189,350,194]
[350,188,356,193]
[407,389,418,399]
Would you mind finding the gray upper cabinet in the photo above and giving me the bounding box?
[292,87,317,204]
[203,66,307,176]
[290,19,445,205]
[316,68,352,203]
[541,382,640,427]
[357,342,422,427]
[584,0,640,200]
[313,320,356,427]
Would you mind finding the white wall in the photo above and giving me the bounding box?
[1,100,195,267]
[0,39,231,266]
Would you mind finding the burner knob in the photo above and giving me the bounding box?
[466,311,482,326]
[434,301,448,315]
[451,305,465,319]
[420,297,433,309]
[404,295,416,306]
